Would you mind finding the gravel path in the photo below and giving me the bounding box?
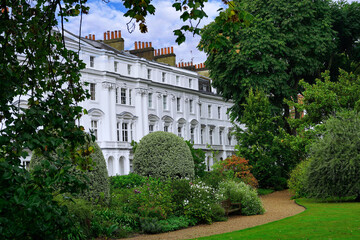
[125,190,305,240]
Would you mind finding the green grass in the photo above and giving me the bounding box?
[194,199,360,240]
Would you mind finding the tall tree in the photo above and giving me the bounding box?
[199,0,335,129]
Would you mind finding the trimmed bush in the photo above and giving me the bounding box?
[30,140,110,204]
[133,131,194,179]
[306,110,360,200]
[218,180,265,215]
[110,173,146,190]
[288,158,311,198]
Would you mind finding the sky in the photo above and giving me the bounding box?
[64,0,359,65]
[64,0,225,65]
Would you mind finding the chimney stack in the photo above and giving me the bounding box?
[103,30,125,51]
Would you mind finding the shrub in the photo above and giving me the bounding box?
[210,203,226,222]
[127,177,175,218]
[170,178,193,215]
[288,158,311,198]
[133,132,194,179]
[91,208,135,238]
[218,180,265,215]
[215,155,258,188]
[55,196,93,239]
[110,173,146,190]
[183,180,218,224]
[185,140,206,177]
[30,140,110,204]
[306,110,360,200]
[140,215,192,234]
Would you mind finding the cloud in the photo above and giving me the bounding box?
[64,0,225,64]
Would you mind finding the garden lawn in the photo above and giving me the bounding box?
[195,198,360,240]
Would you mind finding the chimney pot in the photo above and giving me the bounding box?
[154,50,156,56]
[92,34,95,40]
[142,42,145,49]
[135,42,138,50]
[85,36,88,39]
[107,31,110,40]
[119,30,121,38]
[138,41,141,49]
[149,42,152,47]
[167,47,170,54]
[104,32,107,40]
[165,48,167,55]
[146,42,149,48]
[161,48,164,55]
[171,46,174,54]
[111,31,114,39]
[158,49,160,55]
[115,30,118,38]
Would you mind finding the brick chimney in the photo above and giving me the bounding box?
[154,46,176,66]
[102,30,124,51]
[129,41,155,61]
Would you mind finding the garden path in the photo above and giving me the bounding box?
[125,190,305,240]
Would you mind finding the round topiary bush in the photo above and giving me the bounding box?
[133,131,194,179]
[306,110,360,201]
[30,140,110,204]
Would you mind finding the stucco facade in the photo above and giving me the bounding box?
[21,29,236,175]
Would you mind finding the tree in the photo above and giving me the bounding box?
[234,89,297,189]
[0,1,93,238]
[305,110,360,201]
[199,0,335,128]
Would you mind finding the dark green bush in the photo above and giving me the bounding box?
[170,178,192,215]
[210,203,226,222]
[110,173,146,189]
[30,140,110,205]
[306,110,360,200]
[133,132,194,179]
[140,216,192,234]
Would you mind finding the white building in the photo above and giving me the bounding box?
[22,29,236,175]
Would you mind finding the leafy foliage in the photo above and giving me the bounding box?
[30,140,110,205]
[185,140,206,178]
[305,110,360,200]
[218,180,265,216]
[234,89,297,189]
[133,131,194,179]
[110,173,146,189]
[0,0,93,238]
[215,155,258,188]
[199,0,335,122]
[288,158,311,199]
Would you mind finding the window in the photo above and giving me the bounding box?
[190,127,195,143]
[129,89,132,105]
[201,129,204,144]
[122,123,128,142]
[218,106,221,119]
[209,129,213,145]
[228,132,232,145]
[163,95,167,110]
[176,76,180,85]
[178,126,182,137]
[90,56,95,67]
[148,93,153,108]
[117,122,120,141]
[90,83,96,100]
[189,79,192,88]
[227,108,230,120]
[164,126,169,132]
[177,97,181,112]
[147,69,152,79]
[219,130,223,145]
[208,105,212,118]
[162,72,166,82]
[149,125,154,133]
[121,88,126,104]
[199,104,202,117]
[189,100,194,113]
[114,61,118,72]
[91,120,98,140]
[115,88,119,104]
[127,64,132,75]
[130,159,133,173]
